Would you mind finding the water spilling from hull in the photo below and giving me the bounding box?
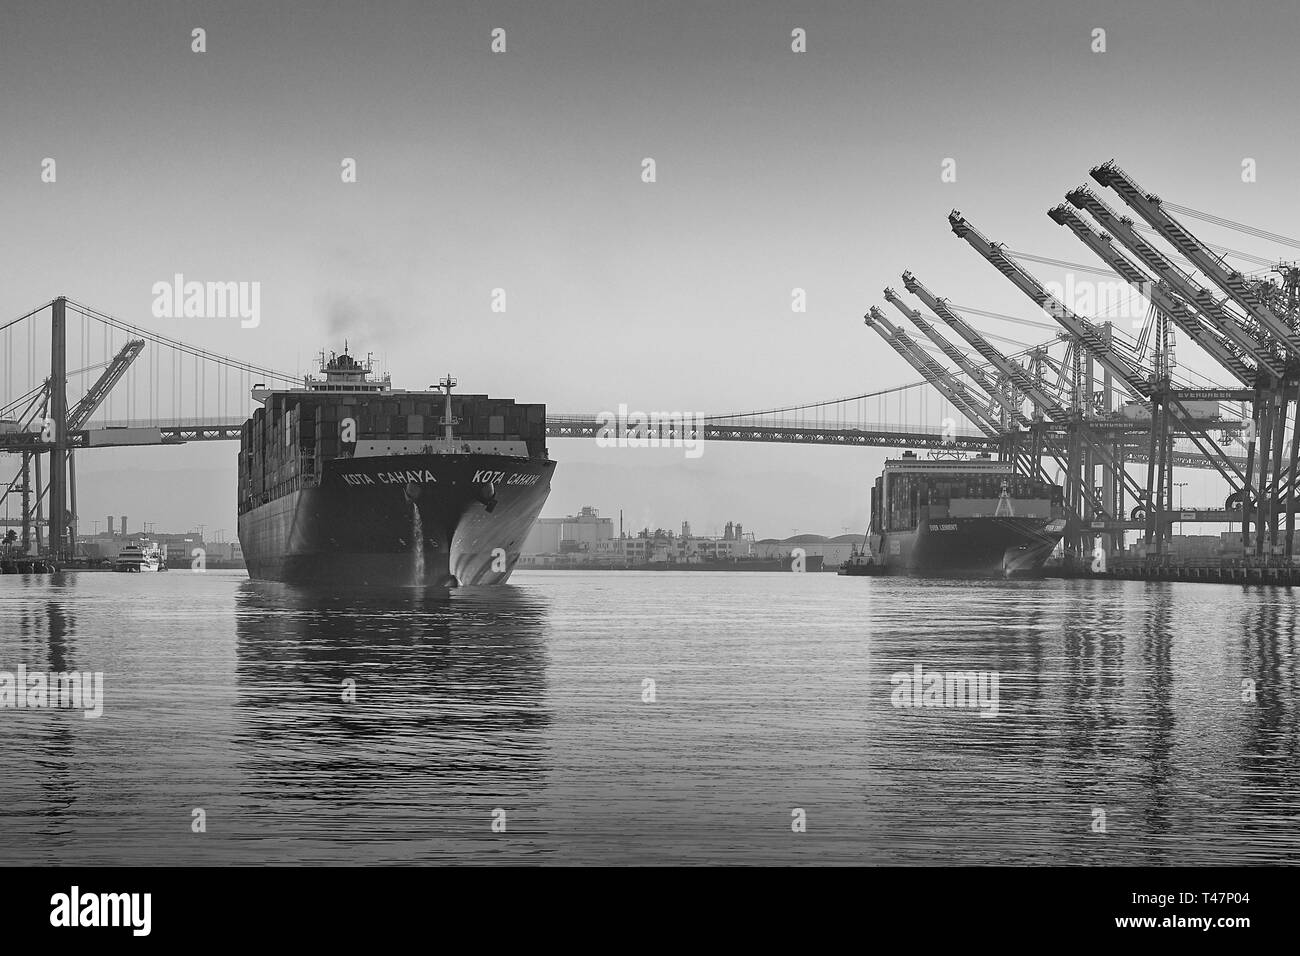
[411,502,425,586]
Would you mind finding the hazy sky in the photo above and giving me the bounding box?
[3,0,1298,537]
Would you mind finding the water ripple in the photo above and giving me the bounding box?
[0,570,1297,864]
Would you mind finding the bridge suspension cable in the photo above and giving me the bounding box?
[64,299,298,384]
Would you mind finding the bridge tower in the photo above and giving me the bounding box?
[49,296,68,559]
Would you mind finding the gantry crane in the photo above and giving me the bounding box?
[862,160,1287,567]
[899,270,1162,555]
[1060,185,1293,554]
[1090,162,1300,558]
[948,210,1263,554]
[866,298,1102,537]
[1,339,145,555]
[873,293,1094,508]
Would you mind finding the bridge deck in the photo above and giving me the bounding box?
[0,414,1244,471]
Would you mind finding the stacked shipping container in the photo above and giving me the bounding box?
[238,391,547,515]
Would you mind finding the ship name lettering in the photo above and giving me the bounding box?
[375,469,437,484]
[472,470,507,484]
[345,470,437,486]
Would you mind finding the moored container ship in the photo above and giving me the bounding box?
[237,349,554,588]
[843,453,1066,576]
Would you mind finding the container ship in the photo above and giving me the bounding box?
[842,453,1067,576]
[237,349,554,588]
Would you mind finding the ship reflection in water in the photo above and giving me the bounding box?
[1,572,1300,864]
[232,580,553,863]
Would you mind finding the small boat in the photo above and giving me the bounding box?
[838,542,884,576]
[115,543,163,572]
[2,556,56,573]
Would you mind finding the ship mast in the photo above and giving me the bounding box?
[439,374,459,444]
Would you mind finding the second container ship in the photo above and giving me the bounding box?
[842,453,1067,576]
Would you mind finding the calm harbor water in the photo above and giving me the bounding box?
[1,569,1298,865]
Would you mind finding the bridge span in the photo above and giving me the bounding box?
[0,412,1244,473]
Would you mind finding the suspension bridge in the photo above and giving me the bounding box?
[3,159,1295,565]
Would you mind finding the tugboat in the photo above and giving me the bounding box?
[838,539,884,576]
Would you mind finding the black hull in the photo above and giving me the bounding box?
[869,512,1064,577]
[238,454,555,587]
[838,561,885,576]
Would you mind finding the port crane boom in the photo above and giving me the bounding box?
[883,288,1031,430]
[901,271,1067,420]
[948,211,1152,400]
[1091,160,1300,360]
[1064,185,1283,380]
[67,340,146,430]
[863,308,1001,437]
[1049,205,1255,388]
